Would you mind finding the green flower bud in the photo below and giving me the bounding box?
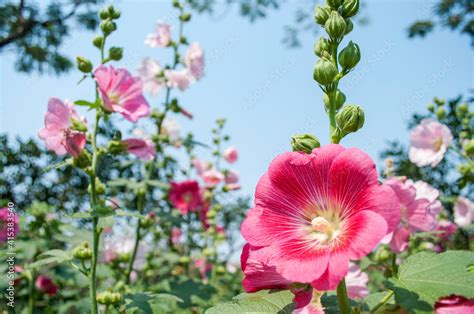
[72,242,93,260]
[108,140,126,155]
[107,5,121,19]
[99,9,109,20]
[216,265,226,275]
[314,37,331,57]
[108,47,123,61]
[313,59,338,85]
[456,103,468,116]
[323,90,346,111]
[314,5,331,25]
[327,0,343,9]
[179,12,191,22]
[76,56,93,73]
[172,0,181,8]
[88,177,106,195]
[338,41,361,69]
[463,139,474,156]
[344,18,353,34]
[374,247,390,263]
[206,209,217,219]
[427,103,435,112]
[291,134,321,154]
[93,36,104,49]
[336,104,365,133]
[97,291,121,305]
[436,107,446,119]
[100,20,116,35]
[70,118,88,132]
[73,150,91,169]
[341,0,360,18]
[179,256,191,264]
[325,11,346,39]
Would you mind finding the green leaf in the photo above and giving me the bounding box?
[205,290,295,314]
[363,291,394,311]
[27,249,71,269]
[124,292,182,314]
[320,293,360,314]
[115,209,146,219]
[388,250,474,313]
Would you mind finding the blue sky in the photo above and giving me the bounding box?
[0,0,472,198]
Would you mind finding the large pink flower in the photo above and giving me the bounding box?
[409,119,453,167]
[241,145,399,290]
[454,196,474,227]
[36,275,58,296]
[241,244,313,309]
[94,65,150,123]
[169,180,203,214]
[434,295,474,314]
[385,177,435,253]
[38,98,87,157]
[144,23,171,48]
[184,42,205,80]
[137,58,165,97]
[0,207,19,243]
[123,138,156,161]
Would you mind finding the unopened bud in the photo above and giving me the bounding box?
[72,242,93,260]
[323,90,346,111]
[344,18,353,34]
[336,104,365,133]
[93,36,104,49]
[179,13,191,22]
[341,0,360,18]
[108,140,126,155]
[436,107,446,119]
[76,57,93,73]
[338,41,361,69]
[107,5,121,19]
[314,5,331,25]
[97,291,122,305]
[325,11,346,39]
[313,59,338,85]
[291,134,321,154]
[100,20,116,35]
[314,37,331,57]
[463,139,474,156]
[73,150,91,169]
[327,0,343,9]
[99,9,109,20]
[108,47,123,61]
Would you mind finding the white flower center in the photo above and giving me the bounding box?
[310,216,340,245]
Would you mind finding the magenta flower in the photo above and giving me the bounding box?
[137,58,165,97]
[201,169,225,188]
[225,169,240,184]
[435,295,474,314]
[385,177,436,253]
[0,207,19,243]
[241,145,399,290]
[145,22,171,48]
[346,263,369,299]
[184,42,205,80]
[454,196,474,227]
[169,180,203,214]
[436,219,457,240]
[409,119,453,167]
[94,65,150,123]
[36,275,58,296]
[164,69,193,91]
[123,138,156,161]
[38,98,87,158]
[223,146,238,163]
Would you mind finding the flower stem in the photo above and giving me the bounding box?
[370,290,394,313]
[27,269,35,314]
[336,278,351,314]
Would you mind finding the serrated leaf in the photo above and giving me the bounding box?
[388,250,474,313]
[205,290,295,314]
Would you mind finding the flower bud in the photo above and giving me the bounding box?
[336,104,365,133]
[338,41,361,69]
[344,18,353,34]
[179,13,191,22]
[70,118,88,132]
[436,107,446,119]
[76,57,93,73]
[327,0,343,9]
[73,150,91,169]
[179,256,191,264]
[93,36,104,49]
[313,59,338,85]
[314,37,331,57]
[463,139,474,156]
[314,5,331,25]
[108,47,123,61]
[172,0,181,8]
[107,140,126,155]
[88,178,106,195]
[100,20,116,35]
[325,11,346,39]
[97,291,121,305]
[323,90,346,111]
[291,134,321,154]
[72,242,92,260]
[341,0,359,18]
[427,103,435,112]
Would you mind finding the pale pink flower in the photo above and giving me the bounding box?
[225,169,240,184]
[435,295,474,314]
[454,197,474,227]
[409,119,453,167]
[346,263,369,299]
[102,233,148,269]
[137,58,165,97]
[407,179,443,215]
[0,207,19,243]
[241,145,400,290]
[164,69,193,91]
[144,23,171,48]
[123,138,156,161]
[184,42,205,80]
[94,65,150,123]
[38,98,87,157]
[192,158,211,175]
[169,180,203,214]
[385,177,436,253]
[36,275,58,296]
[201,169,225,188]
[171,227,182,245]
[223,146,238,163]
[161,118,181,143]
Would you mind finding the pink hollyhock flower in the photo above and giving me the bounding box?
[169,180,202,214]
[225,169,240,184]
[194,258,212,281]
[36,275,58,296]
[123,138,156,161]
[200,201,210,229]
[201,169,225,188]
[161,118,181,143]
[38,98,87,157]
[436,219,457,239]
[409,119,453,167]
[434,295,474,314]
[171,227,182,245]
[184,42,205,80]
[0,207,19,243]
[241,244,313,309]
[385,177,435,253]
[164,69,193,91]
[346,263,369,299]
[144,23,171,48]
[407,180,443,215]
[241,145,400,291]
[454,196,474,227]
[223,146,238,163]
[137,58,165,97]
[94,65,150,123]
[192,158,211,175]
[102,233,149,269]
[293,303,325,314]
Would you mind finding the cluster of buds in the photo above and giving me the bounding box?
[96,290,122,305]
[72,242,93,261]
[312,0,363,143]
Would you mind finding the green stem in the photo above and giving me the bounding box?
[125,186,146,284]
[336,278,351,314]
[27,269,36,314]
[370,290,394,313]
